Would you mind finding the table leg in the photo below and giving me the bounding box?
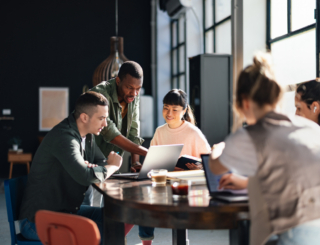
[26,162,30,173]
[103,216,125,245]
[229,220,250,245]
[9,162,13,179]
[172,229,187,245]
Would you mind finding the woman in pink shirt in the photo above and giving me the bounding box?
[152,89,211,170]
[138,89,211,245]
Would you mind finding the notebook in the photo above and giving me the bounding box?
[175,155,202,170]
[112,144,184,180]
[201,154,248,202]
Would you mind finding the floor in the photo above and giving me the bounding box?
[0,180,229,245]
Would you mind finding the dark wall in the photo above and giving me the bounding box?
[0,0,151,178]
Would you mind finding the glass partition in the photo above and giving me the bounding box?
[170,14,187,90]
[203,0,231,54]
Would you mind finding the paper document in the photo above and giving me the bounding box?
[166,170,206,185]
[166,170,204,178]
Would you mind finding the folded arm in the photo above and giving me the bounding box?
[92,140,122,178]
[52,134,109,186]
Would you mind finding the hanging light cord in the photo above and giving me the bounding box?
[115,0,118,37]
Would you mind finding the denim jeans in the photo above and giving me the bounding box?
[277,218,320,245]
[82,185,94,206]
[20,205,103,243]
[138,226,155,240]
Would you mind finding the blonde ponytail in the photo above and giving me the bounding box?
[236,52,282,111]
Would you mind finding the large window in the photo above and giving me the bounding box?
[203,0,231,54]
[170,13,187,91]
[267,0,318,115]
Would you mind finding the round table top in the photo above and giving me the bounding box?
[94,179,249,212]
[94,179,249,229]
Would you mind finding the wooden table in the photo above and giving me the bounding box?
[93,179,249,245]
[8,152,32,179]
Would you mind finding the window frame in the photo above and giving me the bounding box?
[202,0,231,53]
[266,0,319,77]
[170,13,187,90]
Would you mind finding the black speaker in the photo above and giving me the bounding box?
[189,54,233,145]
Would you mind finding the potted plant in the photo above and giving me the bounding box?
[8,137,22,151]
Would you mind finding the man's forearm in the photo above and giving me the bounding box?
[131,153,140,164]
[110,135,148,156]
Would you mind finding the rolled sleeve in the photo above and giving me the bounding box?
[92,166,108,182]
[128,135,144,146]
[100,117,121,143]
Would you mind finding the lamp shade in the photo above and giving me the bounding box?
[92,36,129,87]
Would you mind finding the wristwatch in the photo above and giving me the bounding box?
[132,161,141,167]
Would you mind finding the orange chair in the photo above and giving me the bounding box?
[35,210,100,245]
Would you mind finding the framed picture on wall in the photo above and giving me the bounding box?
[39,87,69,131]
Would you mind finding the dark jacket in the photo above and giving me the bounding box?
[19,113,107,222]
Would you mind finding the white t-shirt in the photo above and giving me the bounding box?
[81,136,86,151]
[219,127,258,176]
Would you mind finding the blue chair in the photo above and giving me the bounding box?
[4,175,42,245]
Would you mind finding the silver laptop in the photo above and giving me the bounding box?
[112,144,184,180]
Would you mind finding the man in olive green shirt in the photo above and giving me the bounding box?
[19,91,123,242]
[91,61,148,171]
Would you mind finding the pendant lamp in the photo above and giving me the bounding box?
[92,0,129,87]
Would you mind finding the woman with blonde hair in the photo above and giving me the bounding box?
[210,52,320,245]
[220,78,320,190]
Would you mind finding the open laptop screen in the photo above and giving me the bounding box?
[201,154,248,196]
[201,154,221,194]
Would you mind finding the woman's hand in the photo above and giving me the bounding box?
[174,167,185,171]
[219,173,248,190]
[185,163,203,170]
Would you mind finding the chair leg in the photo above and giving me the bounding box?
[26,162,30,173]
[9,162,13,179]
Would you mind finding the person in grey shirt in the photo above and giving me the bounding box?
[210,53,320,245]
[19,91,134,243]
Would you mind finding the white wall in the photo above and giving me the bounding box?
[243,0,266,67]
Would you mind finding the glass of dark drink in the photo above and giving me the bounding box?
[170,179,191,199]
